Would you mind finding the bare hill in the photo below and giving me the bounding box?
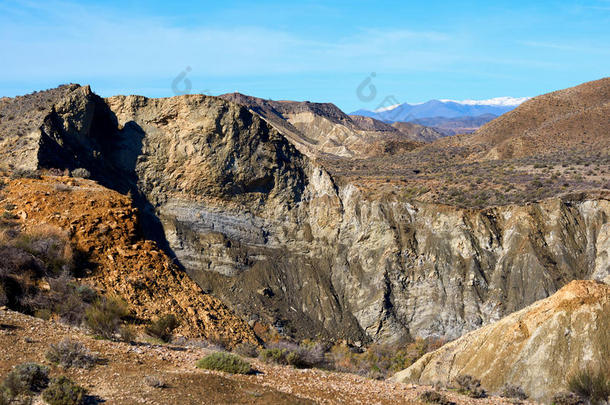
[464,77,610,159]
[393,280,610,403]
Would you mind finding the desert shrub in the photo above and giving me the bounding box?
[233,341,259,358]
[70,168,90,179]
[0,387,10,405]
[45,339,98,369]
[14,225,73,275]
[145,314,179,343]
[259,348,288,364]
[144,375,166,389]
[41,376,87,405]
[119,325,137,343]
[10,169,41,180]
[329,338,444,378]
[419,390,456,405]
[74,285,97,303]
[196,352,253,374]
[54,184,71,192]
[84,296,129,339]
[551,391,584,405]
[454,375,487,398]
[499,383,528,400]
[260,341,328,369]
[2,362,49,396]
[567,368,610,405]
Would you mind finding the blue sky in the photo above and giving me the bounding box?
[0,0,609,112]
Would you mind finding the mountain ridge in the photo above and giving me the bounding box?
[351,97,527,122]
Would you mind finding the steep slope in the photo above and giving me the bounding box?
[392,280,610,403]
[220,92,422,157]
[2,173,257,346]
[463,77,610,160]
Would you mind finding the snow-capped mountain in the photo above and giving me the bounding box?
[351,97,529,122]
[438,96,530,107]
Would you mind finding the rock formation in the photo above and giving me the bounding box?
[0,81,608,346]
[219,92,422,157]
[392,280,610,403]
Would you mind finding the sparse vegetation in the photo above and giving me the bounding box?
[196,352,253,374]
[45,339,98,369]
[454,375,487,398]
[41,376,87,405]
[551,391,584,405]
[2,362,49,397]
[567,368,610,405]
[419,390,456,405]
[233,341,260,358]
[259,341,327,369]
[84,296,129,339]
[499,383,528,400]
[144,375,167,389]
[145,313,179,343]
[10,169,41,180]
[329,338,445,379]
[70,168,90,179]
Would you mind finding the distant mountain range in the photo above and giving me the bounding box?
[350,97,529,136]
[351,97,528,122]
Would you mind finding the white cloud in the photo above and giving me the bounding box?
[0,0,463,81]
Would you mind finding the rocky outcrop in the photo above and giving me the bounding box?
[1,84,609,345]
[3,174,258,346]
[220,92,422,158]
[392,280,610,403]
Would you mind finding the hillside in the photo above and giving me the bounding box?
[219,92,423,157]
[0,171,257,346]
[463,77,610,159]
[392,280,610,403]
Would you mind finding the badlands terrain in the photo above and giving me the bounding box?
[0,78,608,404]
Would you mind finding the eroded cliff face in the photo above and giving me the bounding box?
[102,93,610,343]
[3,85,609,344]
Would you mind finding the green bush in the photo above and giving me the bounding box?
[259,348,288,364]
[145,314,179,343]
[567,368,610,405]
[196,352,253,374]
[42,376,87,405]
[2,362,49,397]
[45,339,98,369]
[84,296,129,339]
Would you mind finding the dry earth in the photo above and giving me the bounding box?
[0,309,533,405]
